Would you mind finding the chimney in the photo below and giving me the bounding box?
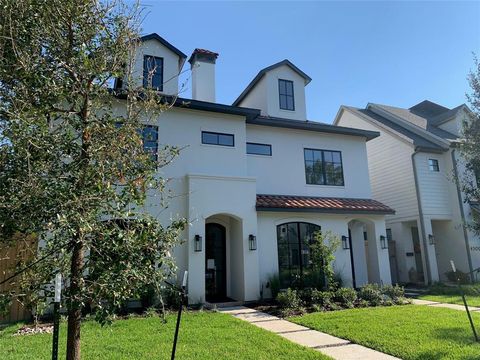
[189,48,219,102]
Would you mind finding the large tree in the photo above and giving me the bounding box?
[458,57,480,234]
[0,1,185,359]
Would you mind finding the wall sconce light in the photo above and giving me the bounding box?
[428,234,435,245]
[341,235,350,250]
[249,234,257,251]
[194,235,202,252]
[380,235,387,249]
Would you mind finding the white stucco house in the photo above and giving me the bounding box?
[115,33,395,305]
[335,101,480,285]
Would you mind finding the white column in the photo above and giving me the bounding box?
[242,216,260,301]
[419,217,439,283]
[350,222,368,287]
[366,219,392,285]
[187,220,205,304]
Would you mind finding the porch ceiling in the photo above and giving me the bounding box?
[256,194,395,215]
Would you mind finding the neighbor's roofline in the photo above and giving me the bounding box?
[232,59,312,106]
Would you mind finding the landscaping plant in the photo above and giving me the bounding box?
[0,1,186,359]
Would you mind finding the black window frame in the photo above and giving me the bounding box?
[304,148,345,186]
[428,159,440,172]
[277,222,322,288]
[278,79,295,111]
[246,142,272,156]
[201,131,235,147]
[142,125,159,162]
[143,55,164,91]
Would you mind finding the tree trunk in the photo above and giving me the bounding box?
[66,240,84,360]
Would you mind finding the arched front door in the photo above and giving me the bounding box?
[205,223,227,302]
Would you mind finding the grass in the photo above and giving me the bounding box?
[417,284,480,307]
[290,305,480,360]
[0,311,331,360]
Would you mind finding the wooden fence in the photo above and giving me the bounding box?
[0,235,37,324]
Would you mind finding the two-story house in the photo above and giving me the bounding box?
[335,101,480,285]
[115,33,395,305]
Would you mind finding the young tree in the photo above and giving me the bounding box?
[0,1,185,359]
[458,57,480,234]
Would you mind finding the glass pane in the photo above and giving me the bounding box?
[286,96,294,110]
[313,150,322,162]
[286,81,293,96]
[323,151,333,163]
[202,132,218,144]
[279,80,286,94]
[332,152,341,163]
[218,134,234,146]
[247,143,271,155]
[313,160,323,184]
[279,95,287,109]
[304,149,314,161]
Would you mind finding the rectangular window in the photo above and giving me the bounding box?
[201,131,234,147]
[142,125,158,162]
[246,142,272,156]
[428,159,439,172]
[143,55,164,90]
[279,79,295,111]
[304,148,344,186]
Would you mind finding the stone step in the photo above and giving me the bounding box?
[204,301,243,309]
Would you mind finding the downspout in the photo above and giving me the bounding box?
[411,150,432,284]
[451,149,474,280]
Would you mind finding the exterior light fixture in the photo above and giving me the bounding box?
[380,235,387,249]
[341,235,350,250]
[428,234,435,245]
[194,235,202,252]
[249,234,257,251]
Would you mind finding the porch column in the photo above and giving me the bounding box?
[366,219,392,285]
[242,216,260,302]
[187,220,205,304]
[349,221,368,287]
[419,217,439,283]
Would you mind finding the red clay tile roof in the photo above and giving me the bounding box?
[192,48,219,57]
[256,194,395,215]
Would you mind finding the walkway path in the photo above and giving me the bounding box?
[411,298,480,312]
[219,306,400,360]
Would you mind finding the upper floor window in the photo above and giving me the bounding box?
[279,79,295,111]
[428,159,439,172]
[246,142,272,156]
[143,55,164,90]
[202,131,234,147]
[304,149,344,186]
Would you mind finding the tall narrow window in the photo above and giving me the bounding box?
[142,125,158,162]
[304,149,344,186]
[143,55,164,90]
[278,79,295,111]
[277,222,322,288]
[428,159,439,172]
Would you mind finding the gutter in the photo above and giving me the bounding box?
[451,149,475,281]
[411,150,432,285]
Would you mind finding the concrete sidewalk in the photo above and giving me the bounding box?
[220,306,400,360]
[411,298,480,312]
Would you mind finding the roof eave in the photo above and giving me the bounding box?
[256,206,395,215]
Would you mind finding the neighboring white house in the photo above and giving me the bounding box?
[114,33,395,304]
[335,101,480,285]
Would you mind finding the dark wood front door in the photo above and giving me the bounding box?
[205,223,227,302]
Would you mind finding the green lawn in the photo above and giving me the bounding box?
[0,311,330,360]
[417,284,480,307]
[290,305,480,360]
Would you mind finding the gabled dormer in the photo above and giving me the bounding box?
[233,60,311,121]
[117,33,187,96]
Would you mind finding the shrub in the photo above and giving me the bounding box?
[358,284,383,306]
[382,284,405,304]
[445,270,471,284]
[277,288,303,310]
[299,288,315,307]
[268,274,281,299]
[311,289,334,310]
[334,287,357,308]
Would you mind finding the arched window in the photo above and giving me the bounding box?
[276,222,321,288]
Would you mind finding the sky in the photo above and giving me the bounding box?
[139,1,480,123]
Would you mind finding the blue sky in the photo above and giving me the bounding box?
[140,1,480,123]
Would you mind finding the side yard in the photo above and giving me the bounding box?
[0,311,330,360]
[290,305,480,360]
[417,284,480,307]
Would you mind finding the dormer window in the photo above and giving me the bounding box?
[143,55,164,90]
[279,79,295,111]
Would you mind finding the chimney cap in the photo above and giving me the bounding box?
[188,48,219,65]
